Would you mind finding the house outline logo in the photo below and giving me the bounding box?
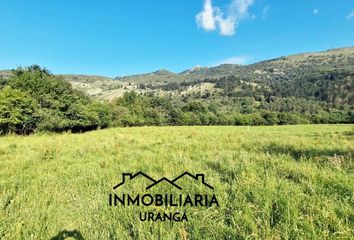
[113,172,214,190]
[109,172,219,222]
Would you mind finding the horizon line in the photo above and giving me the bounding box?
[1,46,352,79]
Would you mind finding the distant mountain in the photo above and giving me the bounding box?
[111,64,246,84]
[114,69,178,84]
[105,47,354,88]
[88,46,354,103]
[0,70,12,80]
[1,47,353,102]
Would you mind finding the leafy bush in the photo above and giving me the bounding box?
[0,87,37,134]
[0,66,112,134]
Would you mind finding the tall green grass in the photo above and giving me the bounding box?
[0,125,353,239]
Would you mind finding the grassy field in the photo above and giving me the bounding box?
[0,125,353,239]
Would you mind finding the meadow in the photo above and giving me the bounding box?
[0,125,353,239]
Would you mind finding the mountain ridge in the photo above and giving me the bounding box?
[1,46,352,82]
[0,46,353,102]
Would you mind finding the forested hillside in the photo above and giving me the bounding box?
[0,47,353,134]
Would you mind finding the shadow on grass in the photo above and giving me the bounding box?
[206,161,238,184]
[342,130,354,140]
[263,142,352,161]
[50,230,84,240]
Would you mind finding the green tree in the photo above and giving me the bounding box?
[0,87,37,134]
[88,101,112,128]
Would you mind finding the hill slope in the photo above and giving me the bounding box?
[76,46,354,102]
[113,47,354,83]
[108,47,354,104]
[0,47,353,102]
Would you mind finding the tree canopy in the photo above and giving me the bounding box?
[0,65,352,135]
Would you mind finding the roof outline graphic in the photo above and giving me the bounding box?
[113,172,214,190]
[172,172,214,190]
[113,171,156,190]
[146,177,182,190]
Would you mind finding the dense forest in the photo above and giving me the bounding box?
[0,65,353,135]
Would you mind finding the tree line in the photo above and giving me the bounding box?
[0,66,353,135]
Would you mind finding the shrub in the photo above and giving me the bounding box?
[0,87,37,134]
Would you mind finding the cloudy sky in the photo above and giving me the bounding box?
[0,0,353,76]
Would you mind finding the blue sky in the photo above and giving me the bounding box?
[0,0,353,77]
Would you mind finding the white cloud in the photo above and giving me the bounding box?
[214,56,252,66]
[262,6,269,19]
[196,0,255,36]
[196,0,216,31]
[313,9,319,15]
[347,10,354,20]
